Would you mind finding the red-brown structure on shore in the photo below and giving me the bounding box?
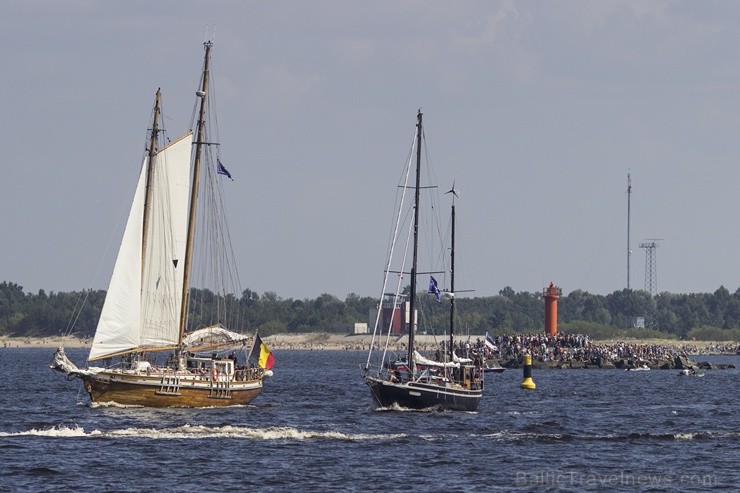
[543,282,562,336]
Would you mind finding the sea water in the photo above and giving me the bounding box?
[0,348,738,492]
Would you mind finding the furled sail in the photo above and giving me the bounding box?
[89,132,193,361]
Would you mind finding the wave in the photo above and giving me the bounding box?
[0,424,407,442]
[373,402,478,414]
[482,430,740,443]
[90,401,144,409]
[3,423,736,444]
[0,424,89,438]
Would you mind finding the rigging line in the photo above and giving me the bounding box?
[208,71,222,158]
[379,212,415,372]
[161,113,186,141]
[380,209,415,364]
[384,133,417,261]
[416,194,444,287]
[375,203,415,370]
[193,140,243,331]
[64,290,88,337]
[66,154,148,337]
[455,209,476,295]
[210,170,243,328]
[209,148,243,297]
[157,94,171,145]
[419,127,448,286]
[188,62,206,133]
[436,215,452,289]
[211,207,231,325]
[367,132,416,369]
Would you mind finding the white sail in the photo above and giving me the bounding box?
[140,132,193,348]
[89,157,147,360]
[89,132,193,361]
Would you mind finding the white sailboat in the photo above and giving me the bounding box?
[51,41,273,407]
[362,110,484,411]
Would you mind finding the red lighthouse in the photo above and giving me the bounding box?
[543,282,562,336]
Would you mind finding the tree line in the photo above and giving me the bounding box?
[1,281,739,341]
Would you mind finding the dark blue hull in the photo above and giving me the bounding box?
[365,375,482,412]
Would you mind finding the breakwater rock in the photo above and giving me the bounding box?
[490,355,735,371]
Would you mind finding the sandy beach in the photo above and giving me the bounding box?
[0,333,384,350]
[0,335,92,349]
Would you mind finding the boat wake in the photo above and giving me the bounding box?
[0,424,407,442]
[0,425,89,438]
[90,401,145,409]
[2,425,738,449]
[373,402,478,413]
[481,430,740,443]
[374,403,438,413]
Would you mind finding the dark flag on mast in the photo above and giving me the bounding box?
[217,158,233,180]
[428,276,441,303]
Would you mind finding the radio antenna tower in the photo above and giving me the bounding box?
[627,173,632,290]
[639,239,661,296]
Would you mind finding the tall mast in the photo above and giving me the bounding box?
[447,185,457,360]
[179,41,212,342]
[627,172,632,290]
[408,109,422,368]
[141,89,161,280]
[449,196,455,359]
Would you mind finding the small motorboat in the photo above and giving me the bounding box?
[678,368,705,377]
[484,364,505,373]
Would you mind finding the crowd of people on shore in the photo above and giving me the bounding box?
[460,332,739,366]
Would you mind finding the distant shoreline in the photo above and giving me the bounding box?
[0,333,737,354]
[0,335,91,349]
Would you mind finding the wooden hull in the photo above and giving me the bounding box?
[365,375,482,412]
[82,371,263,408]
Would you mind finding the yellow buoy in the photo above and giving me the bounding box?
[520,353,536,389]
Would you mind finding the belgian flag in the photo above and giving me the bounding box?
[250,334,274,370]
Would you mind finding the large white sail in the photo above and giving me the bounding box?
[140,132,193,349]
[89,157,148,361]
[89,132,193,361]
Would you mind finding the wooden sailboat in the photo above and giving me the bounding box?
[362,110,484,411]
[51,41,272,407]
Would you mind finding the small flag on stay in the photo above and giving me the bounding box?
[428,275,441,302]
[250,334,274,370]
[485,331,497,351]
[217,158,233,180]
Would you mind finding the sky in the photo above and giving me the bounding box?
[3,1,740,300]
